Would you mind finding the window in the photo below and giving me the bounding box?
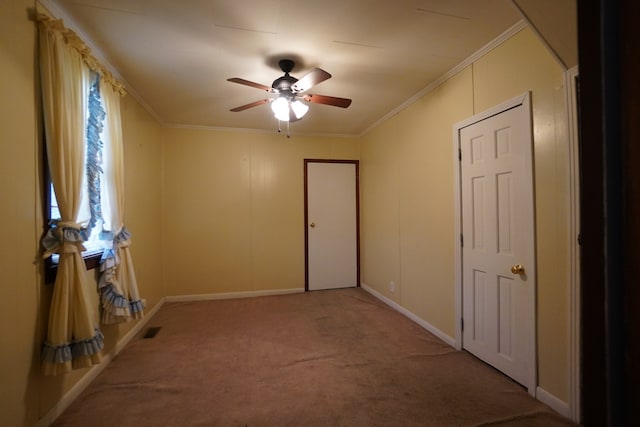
[44,72,113,282]
[48,182,106,256]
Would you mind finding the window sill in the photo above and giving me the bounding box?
[45,251,102,284]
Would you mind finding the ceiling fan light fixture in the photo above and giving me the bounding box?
[271,97,309,122]
[271,97,290,121]
[291,99,309,119]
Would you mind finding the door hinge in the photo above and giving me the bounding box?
[458,148,462,161]
[460,234,464,247]
[577,233,582,246]
[461,318,464,331]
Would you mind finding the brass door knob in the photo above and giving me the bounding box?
[310,222,316,228]
[511,264,525,275]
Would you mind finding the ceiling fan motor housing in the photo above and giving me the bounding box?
[272,75,298,93]
[272,59,298,94]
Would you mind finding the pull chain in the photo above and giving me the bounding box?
[276,120,292,138]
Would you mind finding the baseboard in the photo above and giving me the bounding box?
[35,298,165,427]
[164,287,305,302]
[360,283,456,347]
[536,387,571,419]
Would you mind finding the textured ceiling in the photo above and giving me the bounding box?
[46,0,522,136]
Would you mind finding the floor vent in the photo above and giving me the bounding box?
[143,326,162,339]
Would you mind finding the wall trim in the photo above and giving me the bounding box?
[536,387,571,419]
[360,283,456,347]
[163,122,359,139]
[164,288,304,303]
[35,298,165,427]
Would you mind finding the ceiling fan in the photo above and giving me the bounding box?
[227,59,352,123]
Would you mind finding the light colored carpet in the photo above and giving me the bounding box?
[52,288,576,426]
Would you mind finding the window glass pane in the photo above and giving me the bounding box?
[49,175,110,260]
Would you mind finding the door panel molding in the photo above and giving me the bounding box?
[304,159,360,291]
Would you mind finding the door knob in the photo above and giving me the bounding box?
[510,264,525,275]
[310,222,316,228]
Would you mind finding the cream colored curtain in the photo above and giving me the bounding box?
[38,16,103,376]
[98,82,145,324]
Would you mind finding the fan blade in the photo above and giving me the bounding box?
[292,68,331,93]
[227,78,274,92]
[230,99,270,112]
[303,94,352,108]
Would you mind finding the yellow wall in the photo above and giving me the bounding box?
[361,69,473,329]
[0,3,164,425]
[0,1,41,425]
[360,27,571,402]
[120,95,165,306]
[161,128,359,295]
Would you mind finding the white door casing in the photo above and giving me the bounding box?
[454,93,537,395]
[305,160,359,291]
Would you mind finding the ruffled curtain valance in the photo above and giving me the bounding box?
[37,14,126,96]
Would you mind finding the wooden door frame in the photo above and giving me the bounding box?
[452,92,537,396]
[304,159,360,292]
[564,65,581,423]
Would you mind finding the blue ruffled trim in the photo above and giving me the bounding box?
[100,247,117,263]
[100,230,115,241]
[100,282,130,309]
[86,73,106,233]
[113,225,131,245]
[97,228,130,264]
[41,328,104,364]
[115,226,131,243]
[42,219,90,256]
[130,299,145,314]
[98,226,144,323]
[100,283,145,313]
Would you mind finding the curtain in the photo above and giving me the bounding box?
[39,16,103,376]
[98,80,145,324]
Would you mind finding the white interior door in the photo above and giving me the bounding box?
[305,161,358,291]
[459,98,536,393]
